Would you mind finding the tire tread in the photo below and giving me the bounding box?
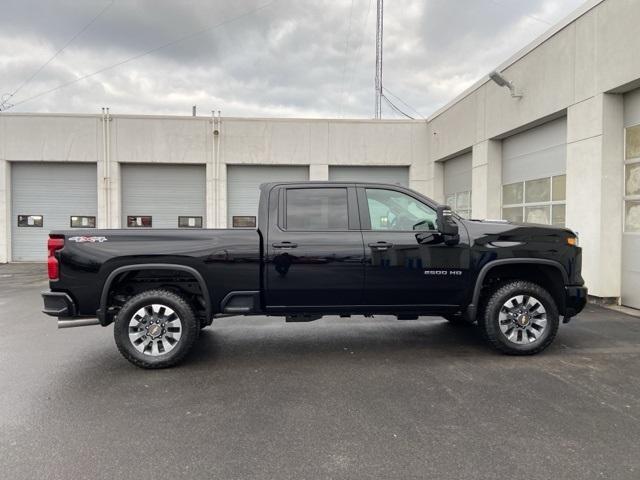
[114,289,199,369]
[479,280,559,355]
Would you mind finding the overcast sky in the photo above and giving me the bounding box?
[0,0,586,118]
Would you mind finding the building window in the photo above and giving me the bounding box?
[625,126,640,233]
[127,216,152,228]
[70,216,96,228]
[232,216,256,228]
[17,215,43,227]
[502,175,566,226]
[445,190,472,219]
[178,216,203,228]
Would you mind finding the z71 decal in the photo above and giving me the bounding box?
[68,236,108,243]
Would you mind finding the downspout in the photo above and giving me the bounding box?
[101,108,108,228]
[105,107,111,227]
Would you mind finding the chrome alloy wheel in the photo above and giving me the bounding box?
[128,304,182,356]
[498,295,547,345]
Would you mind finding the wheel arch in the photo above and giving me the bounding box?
[99,264,211,326]
[467,259,568,320]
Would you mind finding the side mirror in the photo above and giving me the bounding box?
[437,206,459,243]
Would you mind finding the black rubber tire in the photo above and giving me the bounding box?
[479,280,559,355]
[114,289,199,369]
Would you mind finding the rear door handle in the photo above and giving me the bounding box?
[272,242,298,249]
[368,241,393,251]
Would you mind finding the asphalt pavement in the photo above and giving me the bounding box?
[1,263,639,480]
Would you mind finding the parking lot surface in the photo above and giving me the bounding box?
[1,263,640,479]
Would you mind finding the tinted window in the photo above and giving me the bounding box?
[286,188,348,231]
[365,189,437,231]
[70,216,96,228]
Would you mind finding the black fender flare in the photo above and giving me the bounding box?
[466,258,568,320]
[99,264,211,325]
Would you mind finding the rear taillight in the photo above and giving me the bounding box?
[47,236,64,280]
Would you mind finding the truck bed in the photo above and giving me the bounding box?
[50,228,262,316]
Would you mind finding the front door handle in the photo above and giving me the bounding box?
[368,241,393,251]
[273,241,298,249]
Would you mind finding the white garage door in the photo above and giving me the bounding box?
[11,162,97,261]
[443,152,472,218]
[121,164,206,229]
[502,117,567,225]
[227,165,309,228]
[328,166,409,186]
[622,89,640,309]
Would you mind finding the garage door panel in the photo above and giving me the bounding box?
[227,165,309,227]
[443,152,472,196]
[622,89,640,309]
[622,235,640,309]
[11,162,97,261]
[328,166,409,187]
[502,117,567,184]
[121,164,205,229]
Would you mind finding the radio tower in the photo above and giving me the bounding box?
[374,0,384,119]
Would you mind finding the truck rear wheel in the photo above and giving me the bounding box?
[114,289,199,369]
[479,280,559,355]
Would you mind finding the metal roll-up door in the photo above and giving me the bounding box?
[121,164,206,229]
[501,117,568,225]
[227,165,309,228]
[11,162,98,261]
[502,117,567,184]
[622,89,640,309]
[443,152,472,217]
[328,166,409,186]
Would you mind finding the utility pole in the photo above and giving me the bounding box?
[374,0,384,119]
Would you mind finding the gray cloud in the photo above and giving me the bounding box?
[0,0,586,117]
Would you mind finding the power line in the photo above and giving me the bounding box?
[339,0,373,117]
[1,0,115,111]
[5,0,278,111]
[381,94,413,119]
[382,86,424,119]
[488,0,553,26]
[338,0,355,116]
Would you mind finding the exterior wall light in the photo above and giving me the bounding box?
[489,71,523,98]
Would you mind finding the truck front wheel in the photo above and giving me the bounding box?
[479,280,559,355]
[114,289,199,369]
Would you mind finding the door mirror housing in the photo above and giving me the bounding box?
[437,206,459,244]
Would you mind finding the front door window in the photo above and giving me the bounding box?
[365,188,437,231]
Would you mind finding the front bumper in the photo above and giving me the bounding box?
[42,290,76,317]
[564,285,588,320]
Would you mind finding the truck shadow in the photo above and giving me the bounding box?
[186,318,493,366]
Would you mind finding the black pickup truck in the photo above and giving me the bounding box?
[42,182,587,368]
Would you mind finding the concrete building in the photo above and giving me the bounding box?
[0,0,638,309]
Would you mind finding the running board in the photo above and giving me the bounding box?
[58,318,101,329]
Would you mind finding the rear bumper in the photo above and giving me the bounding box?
[564,285,588,319]
[42,290,76,317]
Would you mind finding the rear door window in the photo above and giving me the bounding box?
[285,188,349,231]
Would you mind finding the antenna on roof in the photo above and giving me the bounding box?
[374,0,384,119]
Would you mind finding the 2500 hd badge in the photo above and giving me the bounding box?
[424,270,463,276]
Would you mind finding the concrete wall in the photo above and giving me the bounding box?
[0,114,428,240]
[424,0,639,299]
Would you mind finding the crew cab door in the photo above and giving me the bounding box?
[264,184,365,309]
[357,186,470,308]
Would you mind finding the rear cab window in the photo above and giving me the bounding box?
[285,188,349,231]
